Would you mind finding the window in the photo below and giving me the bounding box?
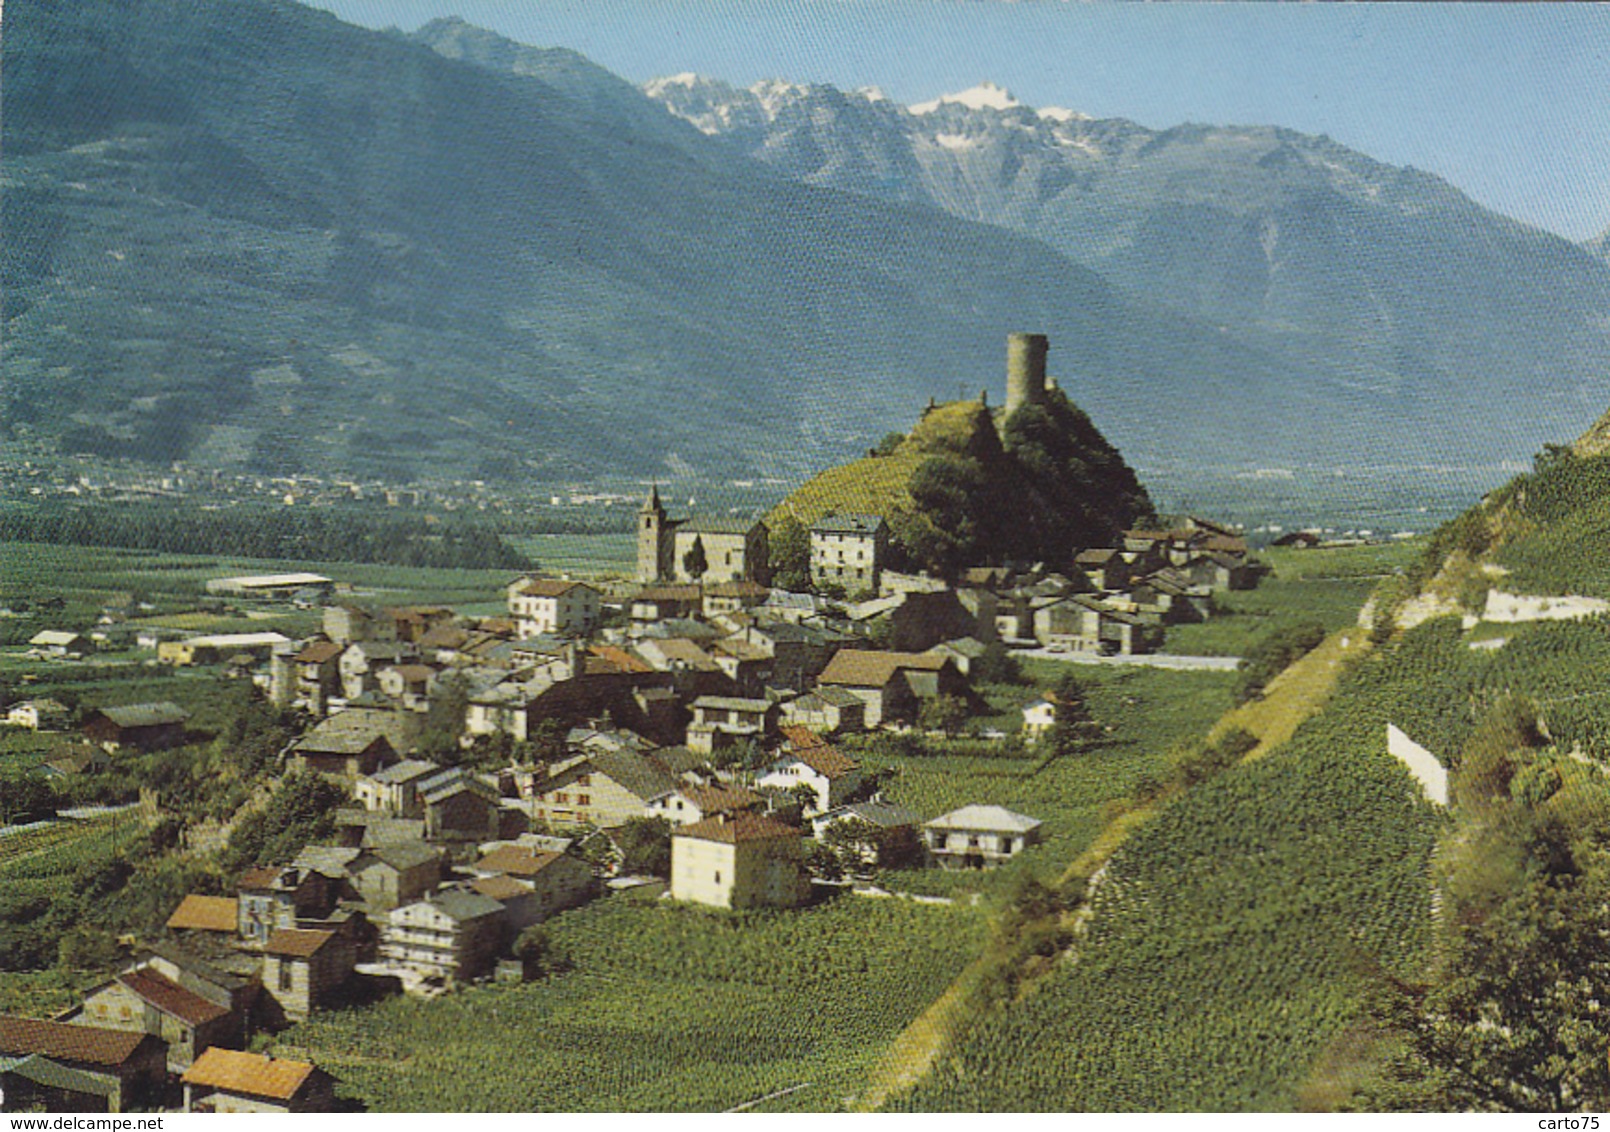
[714,871,721,884]
[578,794,590,806]
[279,963,293,991]
[1002,838,1015,855]
[578,775,591,786]
[555,793,570,804]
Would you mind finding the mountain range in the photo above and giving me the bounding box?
[4,3,1609,489]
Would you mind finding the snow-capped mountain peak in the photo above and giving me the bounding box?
[910,81,1020,115]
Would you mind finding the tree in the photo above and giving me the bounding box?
[1048,673,1100,756]
[918,695,969,737]
[0,766,56,825]
[789,781,822,816]
[615,816,673,877]
[870,432,905,457]
[419,671,472,759]
[971,640,1024,685]
[513,925,573,980]
[768,516,812,592]
[682,535,708,582]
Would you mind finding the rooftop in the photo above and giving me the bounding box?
[181,1048,320,1101]
[674,812,803,845]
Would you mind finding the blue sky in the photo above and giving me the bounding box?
[310,1,1610,243]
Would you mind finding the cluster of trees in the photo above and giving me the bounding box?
[0,501,531,569]
[888,391,1154,580]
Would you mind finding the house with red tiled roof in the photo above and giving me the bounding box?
[0,1016,167,1112]
[646,782,764,828]
[182,1048,334,1113]
[75,966,237,1073]
[756,740,863,816]
[509,578,601,639]
[471,845,594,929]
[669,813,809,909]
[164,894,240,937]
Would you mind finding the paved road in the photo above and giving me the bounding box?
[1008,648,1242,671]
[0,802,139,840]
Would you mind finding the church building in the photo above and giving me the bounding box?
[637,486,770,586]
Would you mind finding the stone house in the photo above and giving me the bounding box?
[73,966,238,1074]
[419,769,502,843]
[286,720,398,780]
[702,580,771,618]
[261,929,355,1023]
[670,813,810,910]
[809,513,888,593]
[275,640,343,713]
[472,846,595,922]
[338,640,418,700]
[181,1048,334,1114]
[629,583,705,623]
[815,650,965,728]
[810,801,925,868]
[346,842,443,913]
[354,759,441,817]
[529,748,679,829]
[237,866,333,945]
[706,638,773,695]
[375,663,439,711]
[779,687,867,735]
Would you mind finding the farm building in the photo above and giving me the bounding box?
[181,1048,335,1114]
[205,573,334,601]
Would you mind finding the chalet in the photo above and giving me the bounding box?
[509,578,602,639]
[815,649,965,728]
[181,1048,335,1114]
[757,733,862,815]
[810,513,888,592]
[74,965,236,1074]
[530,748,679,829]
[670,813,810,910]
[925,805,1042,869]
[81,702,188,751]
[6,698,69,730]
[646,783,764,828]
[0,1017,167,1113]
[29,630,92,658]
[381,891,506,982]
[686,695,779,754]
[261,929,355,1023]
[354,758,441,817]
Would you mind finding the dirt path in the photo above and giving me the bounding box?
[857,627,1370,1112]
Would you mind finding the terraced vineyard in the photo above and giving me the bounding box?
[278,896,987,1112]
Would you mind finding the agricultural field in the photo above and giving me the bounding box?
[894,605,1610,1112]
[504,533,636,579]
[855,664,1236,898]
[1165,542,1419,656]
[276,895,987,1112]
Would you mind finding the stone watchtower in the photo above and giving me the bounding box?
[1004,332,1050,416]
[637,483,673,583]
